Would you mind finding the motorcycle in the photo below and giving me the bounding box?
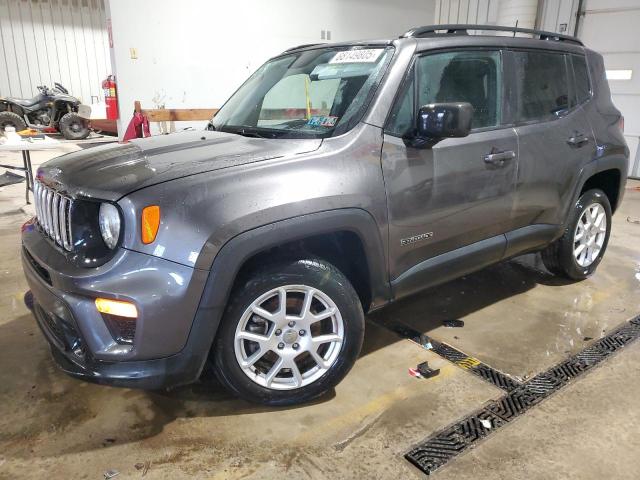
[0,83,90,140]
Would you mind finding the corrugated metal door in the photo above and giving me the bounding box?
[434,0,537,29]
[0,0,110,104]
[434,0,499,25]
[577,0,640,178]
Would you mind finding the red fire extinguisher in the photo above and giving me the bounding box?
[102,75,119,120]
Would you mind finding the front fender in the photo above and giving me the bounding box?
[0,100,24,116]
[176,208,390,379]
[118,122,389,270]
[198,208,390,313]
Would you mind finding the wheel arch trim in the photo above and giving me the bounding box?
[198,208,390,313]
[566,156,626,225]
[179,208,390,380]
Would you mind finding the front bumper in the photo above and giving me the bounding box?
[21,221,219,389]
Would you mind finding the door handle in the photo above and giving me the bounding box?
[567,133,589,147]
[483,150,515,166]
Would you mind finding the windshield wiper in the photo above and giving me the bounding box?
[217,124,324,139]
[219,125,285,139]
[219,125,261,138]
[237,129,267,138]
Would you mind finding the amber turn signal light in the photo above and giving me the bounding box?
[141,205,160,244]
[95,297,138,318]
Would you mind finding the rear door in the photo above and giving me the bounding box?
[509,49,596,228]
[381,49,518,283]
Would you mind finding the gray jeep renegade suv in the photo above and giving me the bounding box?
[22,24,628,405]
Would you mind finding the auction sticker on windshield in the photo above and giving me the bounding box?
[330,49,383,64]
[307,116,339,127]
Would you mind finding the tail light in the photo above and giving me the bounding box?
[619,116,624,133]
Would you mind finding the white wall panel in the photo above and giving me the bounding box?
[0,0,110,104]
[105,0,436,136]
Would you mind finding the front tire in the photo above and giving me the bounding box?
[59,112,90,140]
[541,189,612,280]
[213,258,365,406]
[0,111,27,133]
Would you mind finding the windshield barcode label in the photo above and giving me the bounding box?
[330,49,383,64]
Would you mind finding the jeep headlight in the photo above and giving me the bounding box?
[98,203,120,249]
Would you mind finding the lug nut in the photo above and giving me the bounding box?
[292,343,299,350]
[299,329,306,336]
[288,321,295,327]
[275,329,282,335]
[277,342,285,349]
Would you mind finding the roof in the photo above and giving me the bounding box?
[402,24,582,45]
[279,24,584,57]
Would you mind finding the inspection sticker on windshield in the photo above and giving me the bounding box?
[307,116,338,127]
[329,49,383,64]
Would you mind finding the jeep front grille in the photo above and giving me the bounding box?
[33,180,74,251]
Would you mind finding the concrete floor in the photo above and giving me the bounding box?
[1,145,640,479]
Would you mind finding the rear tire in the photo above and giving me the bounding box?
[59,112,90,140]
[213,258,365,406]
[0,111,27,133]
[541,189,612,280]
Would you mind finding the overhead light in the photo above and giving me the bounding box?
[606,69,632,80]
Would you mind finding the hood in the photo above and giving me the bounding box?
[37,130,322,201]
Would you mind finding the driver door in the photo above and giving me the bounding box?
[381,49,518,295]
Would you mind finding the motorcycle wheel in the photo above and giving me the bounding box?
[59,112,90,140]
[0,112,27,133]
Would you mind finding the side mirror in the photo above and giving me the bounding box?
[407,102,473,148]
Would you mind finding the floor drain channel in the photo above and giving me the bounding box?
[405,316,640,476]
[371,317,520,392]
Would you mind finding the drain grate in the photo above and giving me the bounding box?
[370,316,520,392]
[405,316,640,476]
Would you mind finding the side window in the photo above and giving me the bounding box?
[514,51,570,122]
[386,69,415,137]
[571,54,591,105]
[415,50,502,129]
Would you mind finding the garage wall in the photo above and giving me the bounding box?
[0,0,110,104]
[433,0,537,29]
[575,0,640,178]
[434,0,499,24]
[536,0,579,35]
[105,0,436,136]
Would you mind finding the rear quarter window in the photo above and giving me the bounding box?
[513,50,570,123]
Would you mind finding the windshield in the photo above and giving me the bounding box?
[210,46,393,139]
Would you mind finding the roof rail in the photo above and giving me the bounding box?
[401,24,583,46]
[283,43,325,53]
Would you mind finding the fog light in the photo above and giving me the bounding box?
[95,298,138,318]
